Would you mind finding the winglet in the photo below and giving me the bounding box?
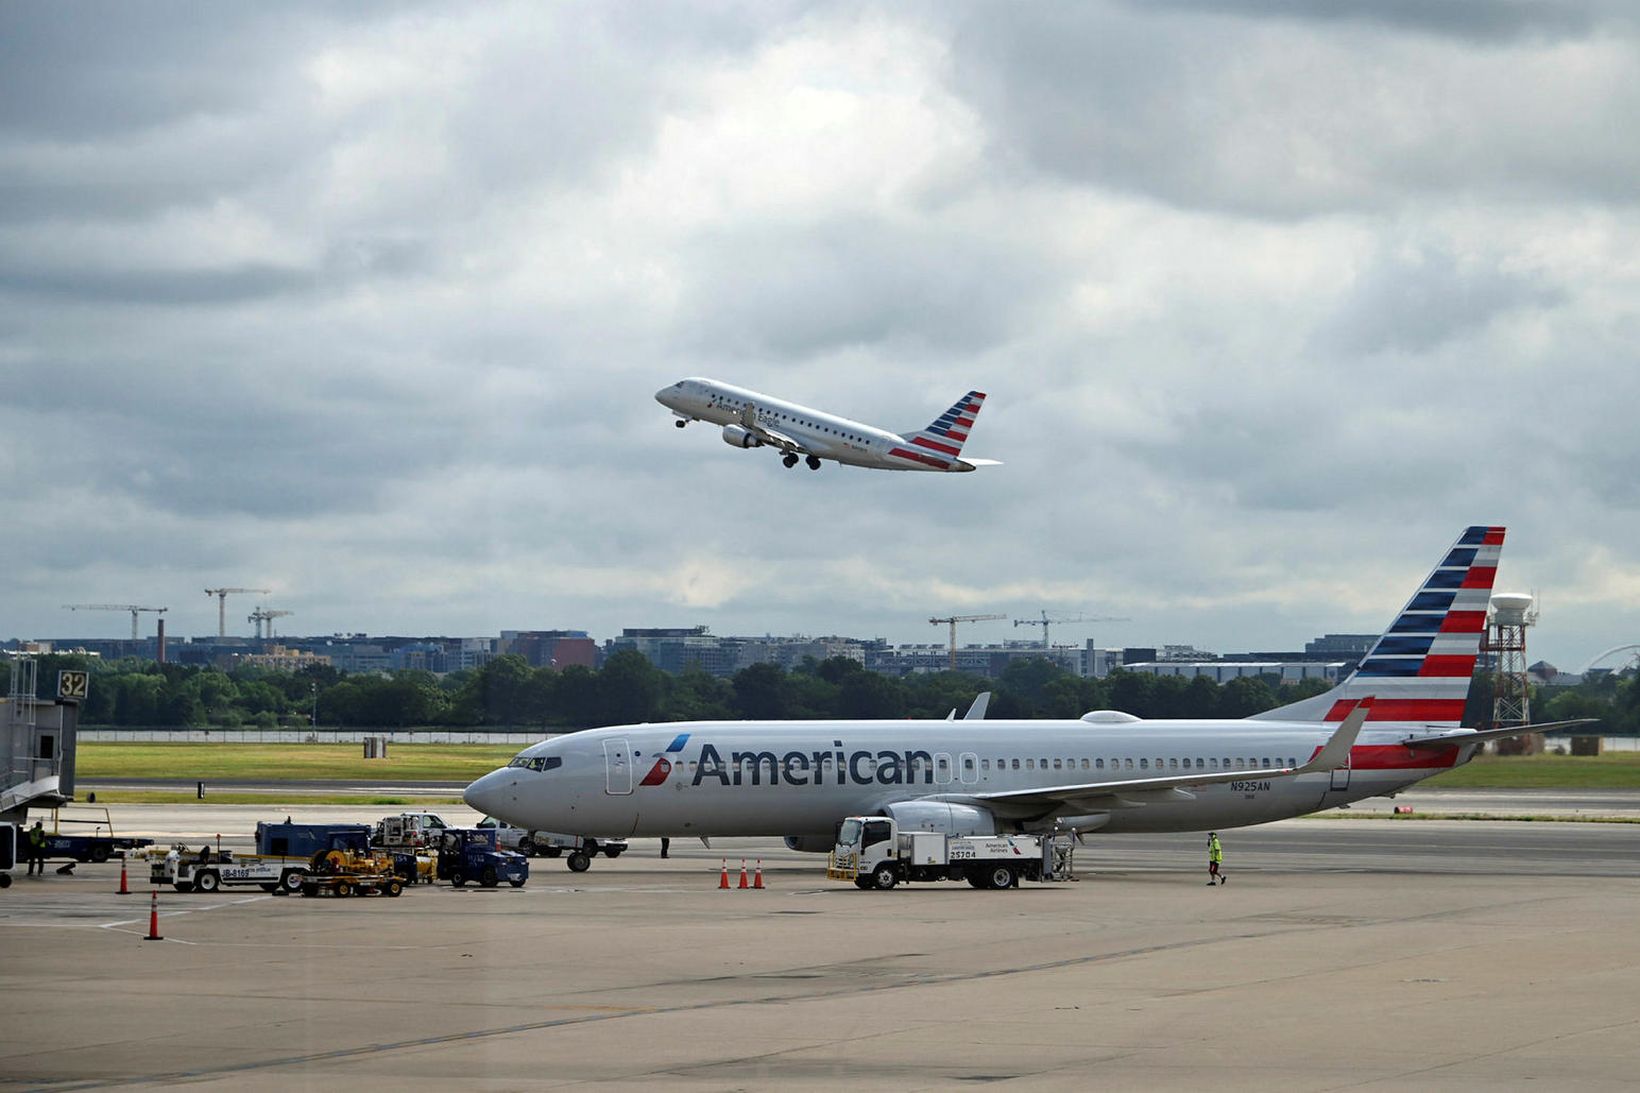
[1300,699,1371,773]
[963,692,992,721]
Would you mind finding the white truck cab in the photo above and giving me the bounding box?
[474,817,628,871]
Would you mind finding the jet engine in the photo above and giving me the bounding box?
[782,836,835,853]
[722,424,762,449]
[883,800,997,837]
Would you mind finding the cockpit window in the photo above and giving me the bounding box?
[508,756,563,772]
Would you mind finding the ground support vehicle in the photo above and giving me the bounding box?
[299,848,404,898]
[371,812,451,852]
[477,818,626,871]
[27,807,152,865]
[256,822,371,859]
[0,822,13,889]
[435,829,529,888]
[827,816,1058,891]
[153,847,312,895]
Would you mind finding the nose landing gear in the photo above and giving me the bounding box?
[674,418,687,428]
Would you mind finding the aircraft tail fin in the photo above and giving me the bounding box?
[904,391,986,459]
[1251,526,1505,727]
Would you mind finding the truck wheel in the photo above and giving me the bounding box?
[385,879,404,897]
[195,870,221,894]
[481,866,499,888]
[334,880,353,898]
[259,883,279,893]
[450,871,466,887]
[518,837,536,856]
[566,851,591,873]
[281,871,305,894]
[542,847,562,858]
[871,865,898,890]
[90,844,112,863]
[0,873,12,889]
[509,879,525,888]
[965,871,988,889]
[604,847,624,859]
[174,882,195,894]
[986,866,1016,890]
[853,876,873,890]
[301,884,317,898]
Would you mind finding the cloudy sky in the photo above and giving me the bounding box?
[5,1,1639,669]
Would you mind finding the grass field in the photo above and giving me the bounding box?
[78,743,516,782]
[86,792,466,806]
[1421,753,1640,789]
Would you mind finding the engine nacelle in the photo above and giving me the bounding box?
[783,836,835,854]
[883,801,997,837]
[722,424,763,449]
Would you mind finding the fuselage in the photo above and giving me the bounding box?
[655,377,979,472]
[463,718,1471,840]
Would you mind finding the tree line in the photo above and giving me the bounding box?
[15,651,1637,732]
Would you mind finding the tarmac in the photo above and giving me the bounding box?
[4,808,1639,1090]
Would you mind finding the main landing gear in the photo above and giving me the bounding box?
[783,453,799,468]
[805,455,821,470]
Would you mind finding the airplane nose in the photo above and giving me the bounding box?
[654,386,677,407]
[463,769,505,816]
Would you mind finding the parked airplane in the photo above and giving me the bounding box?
[464,527,1582,847]
[654,377,1000,472]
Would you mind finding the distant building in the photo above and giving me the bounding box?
[1119,660,1347,685]
[1304,633,1376,658]
[501,631,594,670]
[225,645,333,673]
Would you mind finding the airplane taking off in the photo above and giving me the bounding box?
[654,377,999,472]
[465,527,1587,849]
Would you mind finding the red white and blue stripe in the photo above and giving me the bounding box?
[1321,525,1504,725]
[890,391,986,471]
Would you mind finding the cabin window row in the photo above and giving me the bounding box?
[977,756,1298,772]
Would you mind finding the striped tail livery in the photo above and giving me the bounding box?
[1254,525,1504,727]
[890,391,996,472]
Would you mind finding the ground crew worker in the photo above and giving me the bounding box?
[660,837,670,859]
[26,821,48,877]
[1207,832,1224,885]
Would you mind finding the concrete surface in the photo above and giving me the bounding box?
[4,816,1639,1090]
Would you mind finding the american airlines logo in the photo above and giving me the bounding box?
[643,735,947,788]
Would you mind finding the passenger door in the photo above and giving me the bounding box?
[603,738,633,795]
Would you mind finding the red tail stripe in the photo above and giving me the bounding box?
[912,436,962,456]
[1461,566,1498,589]
[1306,743,1462,771]
[1324,698,1467,722]
[952,415,975,428]
[1483,528,1505,545]
[1440,611,1487,633]
[1419,655,1477,677]
[889,447,951,469]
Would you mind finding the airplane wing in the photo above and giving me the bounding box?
[1399,718,1599,749]
[739,403,807,454]
[950,703,1370,814]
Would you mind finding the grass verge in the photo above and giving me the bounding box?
[85,791,467,806]
[1420,753,1640,789]
[1307,811,1640,823]
[78,742,517,782]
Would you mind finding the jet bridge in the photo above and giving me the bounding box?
[1,659,80,823]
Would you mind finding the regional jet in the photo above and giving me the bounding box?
[654,377,1000,472]
[465,527,1586,848]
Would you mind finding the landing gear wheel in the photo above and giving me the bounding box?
[543,847,562,858]
[782,453,799,468]
[805,455,821,470]
[481,866,499,888]
[604,847,624,859]
[566,851,591,873]
[675,418,687,428]
[871,865,898,890]
[987,866,1016,890]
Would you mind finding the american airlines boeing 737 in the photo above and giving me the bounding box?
[655,377,999,472]
[464,527,1581,849]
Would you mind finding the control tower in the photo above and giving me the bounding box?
[1,659,81,823]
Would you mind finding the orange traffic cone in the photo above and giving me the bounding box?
[143,889,163,942]
[738,859,749,889]
[116,856,130,895]
[718,859,730,890]
[753,859,764,889]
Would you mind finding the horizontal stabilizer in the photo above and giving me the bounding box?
[1401,718,1599,749]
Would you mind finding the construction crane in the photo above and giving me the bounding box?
[204,587,271,639]
[929,613,1008,671]
[1014,610,1131,651]
[248,607,294,640]
[63,604,168,640]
